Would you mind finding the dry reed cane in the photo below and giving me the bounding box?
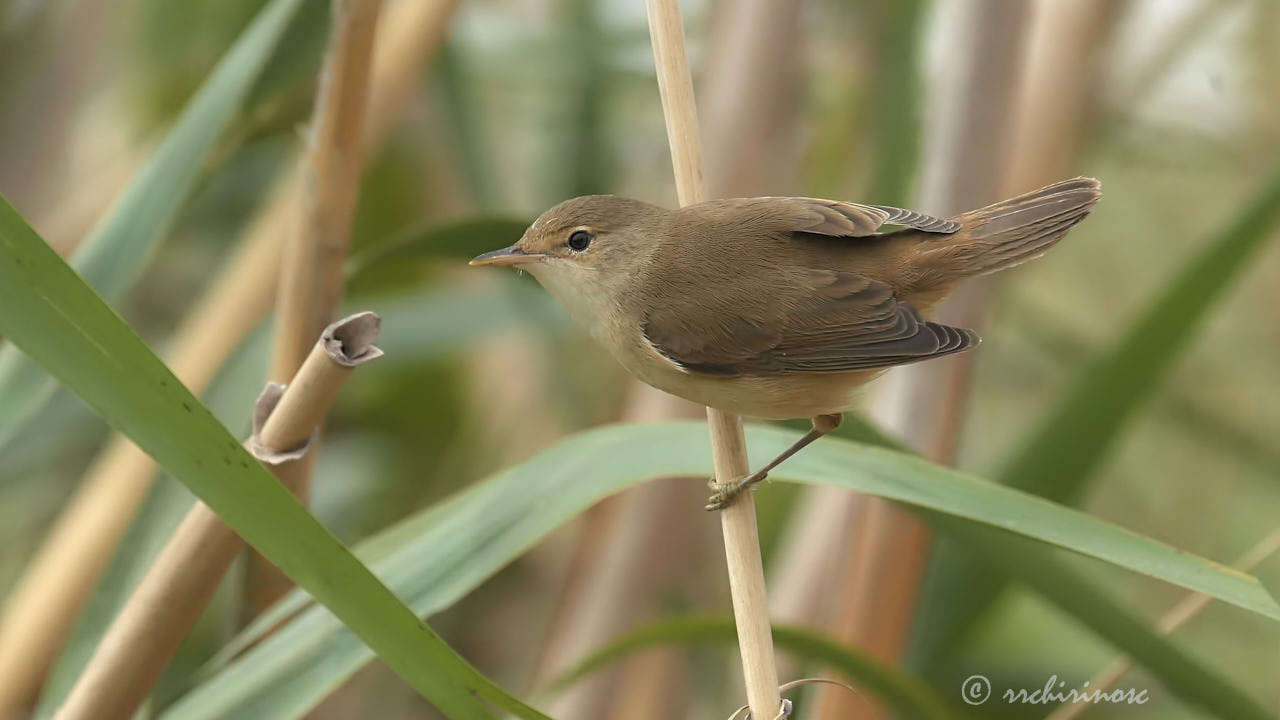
[250,0,384,615]
[51,313,383,720]
[643,0,783,716]
[271,0,383,383]
[813,3,1037,716]
[0,2,460,712]
[815,5,1122,716]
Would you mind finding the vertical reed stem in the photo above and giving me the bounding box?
[642,1,782,716]
[270,0,382,383]
[252,0,383,613]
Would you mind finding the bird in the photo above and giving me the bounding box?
[471,177,1101,509]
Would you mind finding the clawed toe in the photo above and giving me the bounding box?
[704,489,733,511]
[703,471,769,511]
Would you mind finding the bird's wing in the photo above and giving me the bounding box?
[708,196,959,237]
[641,270,978,376]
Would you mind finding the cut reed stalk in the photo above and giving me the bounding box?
[246,0,384,616]
[0,2,459,711]
[643,1,782,717]
[50,313,383,720]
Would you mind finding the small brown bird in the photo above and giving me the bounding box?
[471,177,1101,509]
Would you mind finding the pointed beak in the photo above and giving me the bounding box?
[469,245,544,267]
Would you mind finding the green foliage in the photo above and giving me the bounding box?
[546,614,959,720]
[345,216,533,296]
[0,0,307,455]
[168,419,1277,718]
[785,416,1273,720]
[861,0,927,206]
[0,196,547,719]
[914,162,1280,669]
[32,325,271,717]
[130,0,328,128]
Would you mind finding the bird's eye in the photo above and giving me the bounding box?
[567,230,593,252]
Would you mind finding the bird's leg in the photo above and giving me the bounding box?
[706,413,843,511]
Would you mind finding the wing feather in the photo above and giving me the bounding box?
[720,197,959,237]
[641,270,978,376]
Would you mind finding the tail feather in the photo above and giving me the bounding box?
[917,177,1101,284]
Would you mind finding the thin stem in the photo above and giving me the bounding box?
[642,0,782,717]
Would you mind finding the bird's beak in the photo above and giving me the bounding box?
[469,245,544,267]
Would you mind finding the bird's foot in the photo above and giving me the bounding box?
[705,470,769,511]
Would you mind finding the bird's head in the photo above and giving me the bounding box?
[470,195,665,314]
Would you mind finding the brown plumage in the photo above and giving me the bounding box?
[471,177,1101,507]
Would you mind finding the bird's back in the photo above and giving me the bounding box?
[614,180,1099,418]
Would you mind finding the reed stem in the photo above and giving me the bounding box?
[643,0,782,716]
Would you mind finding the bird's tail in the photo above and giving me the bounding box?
[914,177,1101,286]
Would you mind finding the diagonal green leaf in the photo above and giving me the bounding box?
[938,525,1274,720]
[820,418,1274,720]
[0,0,307,455]
[1001,172,1280,521]
[545,614,960,720]
[0,197,549,720]
[170,419,1278,719]
[913,162,1280,669]
[32,322,271,718]
[1007,296,1280,481]
[36,278,566,717]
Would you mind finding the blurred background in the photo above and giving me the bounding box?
[1,0,1278,718]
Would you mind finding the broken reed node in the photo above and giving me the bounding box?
[50,312,383,720]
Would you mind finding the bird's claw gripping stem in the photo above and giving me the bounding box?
[705,471,769,511]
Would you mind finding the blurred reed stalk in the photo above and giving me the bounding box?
[1116,0,1244,110]
[248,0,383,615]
[813,0,1035,715]
[812,3,1120,717]
[533,401,703,720]
[1045,526,1280,720]
[532,0,801,717]
[50,313,383,720]
[0,1,460,711]
[643,1,782,718]
[768,0,922,668]
[270,0,382,382]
